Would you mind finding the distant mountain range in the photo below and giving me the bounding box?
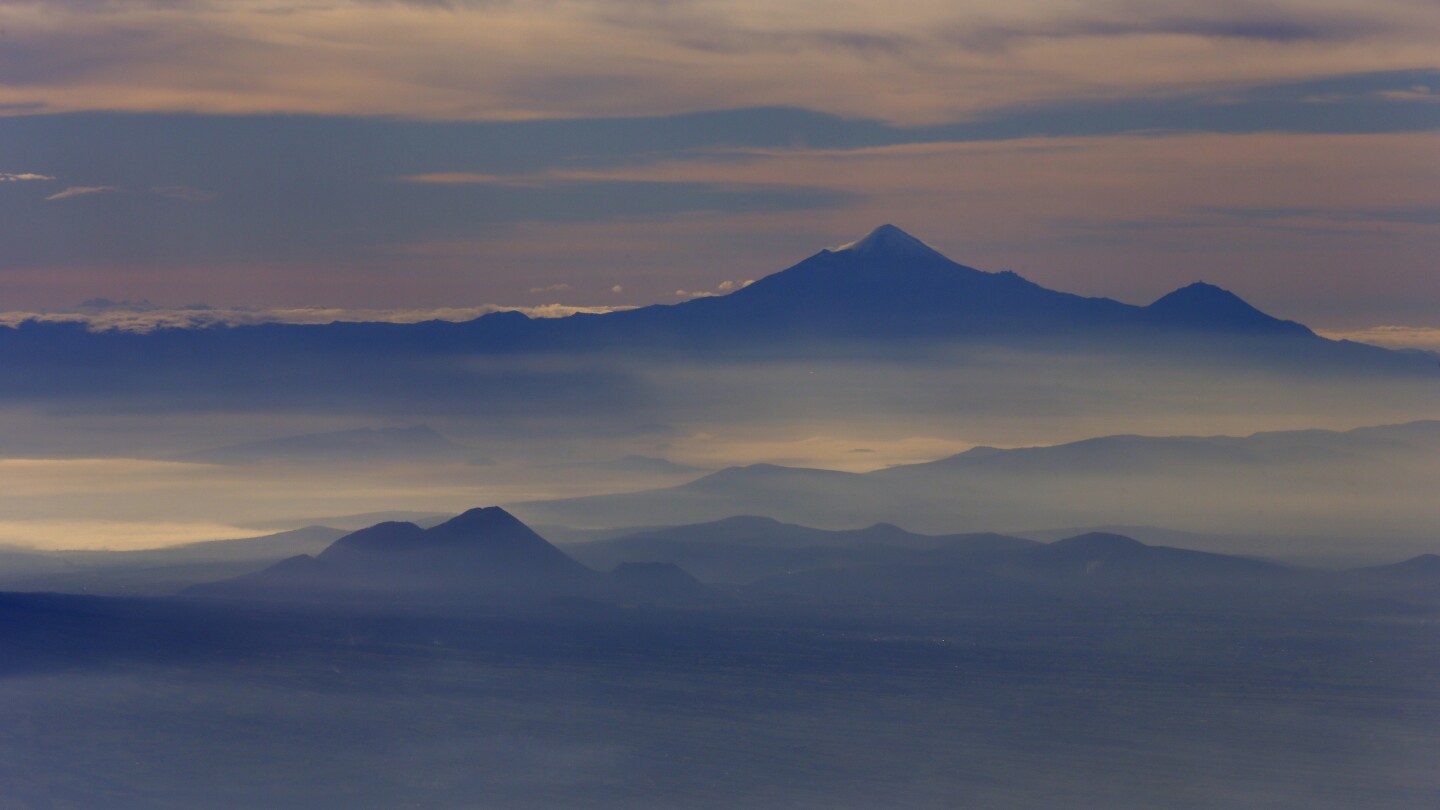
[0,507,1430,616]
[559,225,1323,348]
[180,508,1439,614]
[564,514,1036,584]
[0,225,1430,372]
[513,421,1440,540]
[188,507,720,608]
[564,515,1438,610]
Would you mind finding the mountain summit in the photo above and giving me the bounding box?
[190,506,595,604]
[1145,282,1310,334]
[607,223,1135,340]
[4,224,1426,394]
[188,507,720,608]
[827,224,950,262]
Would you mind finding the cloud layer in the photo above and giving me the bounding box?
[0,302,632,332]
[3,1,1438,123]
[1,2,1436,330]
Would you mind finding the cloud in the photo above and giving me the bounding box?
[2,1,1438,124]
[676,279,756,298]
[0,517,268,552]
[0,173,54,182]
[44,185,119,201]
[1315,325,1440,352]
[611,285,623,294]
[1375,85,1440,103]
[401,172,555,188]
[0,303,635,333]
[950,11,1387,53]
[528,283,571,293]
[664,432,981,472]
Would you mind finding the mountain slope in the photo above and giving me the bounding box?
[189,507,718,608]
[512,421,1440,541]
[2,225,1427,363]
[746,530,1302,608]
[563,515,1035,584]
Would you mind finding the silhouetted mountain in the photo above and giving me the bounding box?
[747,530,1300,609]
[1348,554,1440,599]
[189,507,716,608]
[565,515,1035,584]
[514,421,1440,541]
[181,425,484,465]
[900,420,1440,477]
[553,225,1363,353]
[1,226,1429,420]
[598,224,1135,343]
[999,532,1290,587]
[244,510,457,532]
[1141,282,1310,334]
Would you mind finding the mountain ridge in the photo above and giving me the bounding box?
[187,506,716,608]
[510,420,1440,539]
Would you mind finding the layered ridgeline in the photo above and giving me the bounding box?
[0,224,1429,371]
[187,506,718,608]
[563,516,1438,609]
[515,421,1440,548]
[570,225,1322,347]
[54,507,1433,612]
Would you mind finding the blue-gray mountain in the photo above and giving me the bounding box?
[514,421,1440,546]
[0,225,1429,409]
[174,508,1440,614]
[187,506,719,608]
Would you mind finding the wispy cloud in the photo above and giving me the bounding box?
[402,173,555,188]
[3,1,1438,124]
[0,172,54,182]
[528,283,571,294]
[674,279,754,299]
[1315,325,1440,352]
[45,185,119,201]
[0,303,635,333]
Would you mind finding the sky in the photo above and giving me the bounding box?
[0,0,1438,334]
[1,0,1438,550]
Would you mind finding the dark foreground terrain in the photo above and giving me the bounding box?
[0,591,1436,810]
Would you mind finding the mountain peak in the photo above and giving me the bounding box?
[1145,281,1305,333]
[828,224,947,262]
[1049,532,1147,555]
[1151,281,1254,309]
[434,506,527,532]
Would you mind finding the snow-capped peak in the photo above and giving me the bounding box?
[828,224,946,261]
